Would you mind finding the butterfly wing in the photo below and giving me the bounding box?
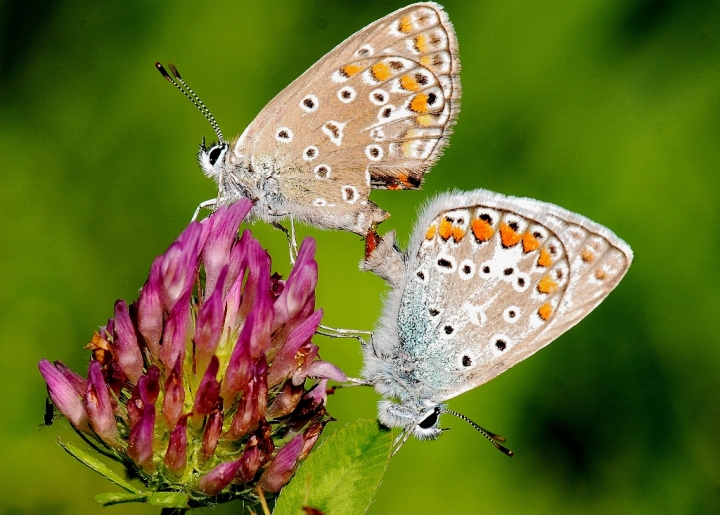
[390,190,632,402]
[234,2,460,233]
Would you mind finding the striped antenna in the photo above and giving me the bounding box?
[444,409,514,457]
[155,62,224,143]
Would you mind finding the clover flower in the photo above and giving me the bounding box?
[39,199,345,508]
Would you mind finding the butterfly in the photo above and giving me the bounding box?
[157,2,460,256]
[359,189,633,453]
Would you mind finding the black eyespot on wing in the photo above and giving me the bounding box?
[419,409,439,429]
[482,265,491,274]
[437,258,452,268]
[508,310,516,318]
[517,277,526,287]
[495,339,507,351]
[509,221,519,231]
[342,90,352,99]
[462,265,471,274]
[416,271,425,280]
[382,107,393,118]
[415,72,429,85]
[462,355,472,367]
[428,92,438,105]
[429,308,439,316]
[479,213,493,224]
[504,267,514,276]
[444,325,454,335]
[208,146,222,165]
[303,97,315,109]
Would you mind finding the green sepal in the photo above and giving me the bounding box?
[274,419,393,515]
[58,439,141,494]
[147,492,191,508]
[93,492,148,506]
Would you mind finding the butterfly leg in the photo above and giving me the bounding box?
[271,219,298,265]
[192,199,217,221]
[391,430,412,457]
[317,325,372,345]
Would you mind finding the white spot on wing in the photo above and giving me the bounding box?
[341,185,359,204]
[490,334,512,357]
[303,146,319,161]
[369,89,389,106]
[322,121,346,146]
[502,306,521,324]
[299,95,319,113]
[338,86,356,103]
[275,127,293,143]
[458,259,475,280]
[365,144,384,161]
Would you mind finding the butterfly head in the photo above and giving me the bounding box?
[198,138,229,180]
[378,399,444,440]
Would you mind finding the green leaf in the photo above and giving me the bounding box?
[274,420,393,515]
[94,492,148,506]
[58,439,141,494]
[148,492,190,508]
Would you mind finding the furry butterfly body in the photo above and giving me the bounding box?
[361,189,633,441]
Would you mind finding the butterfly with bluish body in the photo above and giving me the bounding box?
[359,189,633,452]
[157,2,460,256]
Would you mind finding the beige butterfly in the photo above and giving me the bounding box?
[158,2,460,256]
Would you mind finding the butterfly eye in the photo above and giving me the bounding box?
[208,146,223,166]
[419,409,439,429]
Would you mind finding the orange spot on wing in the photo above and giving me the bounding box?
[439,218,452,240]
[522,232,540,253]
[398,173,413,188]
[414,34,429,53]
[416,114,433,126]
[400,74,421,91]
[341,64,362,77]
[538,303,553,321]
[595,269,606,280]
[420,55,432,68]
[410,93,430,113]
[471,219,494,242]
[537,275,558,294]
[371,62,391,81]
[499,223,522,248]
[537,248,552,267]
[581,249,594,262]
[399,16,412,33]
[452,226,465,242]
[425,225,437,240]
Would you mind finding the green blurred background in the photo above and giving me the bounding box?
[2,0,718,513]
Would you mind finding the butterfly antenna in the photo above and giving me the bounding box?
[155,62,224,143]
[444,409,514,457]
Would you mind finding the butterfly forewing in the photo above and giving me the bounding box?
[234,3,459,233]
[396,190,633,402]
